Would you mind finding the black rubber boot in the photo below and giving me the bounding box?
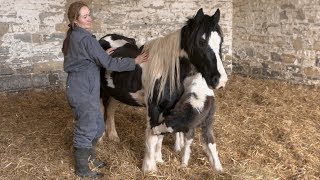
[74,147,104,178]
[90,139,107,168]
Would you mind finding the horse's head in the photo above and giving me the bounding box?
[182,8,228,89]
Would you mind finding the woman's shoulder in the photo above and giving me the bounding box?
[72,27,94,40]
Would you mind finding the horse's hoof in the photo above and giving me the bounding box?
[214,164,223,173]
[108,135,120,142]
[142,160,157,174]
[181,163,188,168]
[142,166,157,174]
[174,145,182,152]
[155,158,164,164]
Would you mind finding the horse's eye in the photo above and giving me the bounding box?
[199,39,207,46]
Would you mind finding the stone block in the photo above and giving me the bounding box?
[232,62,248,74]
[251,67,262,76]
[280,11,288,20]
[0,46,9,59]
[32,73,50,88]
[303,67,320,78]
[245,47,254,58]
[16,65,34,74]
[43,33,65,42]
[286,65,301,73]
[292,37,303,50]
[0,67,14,75]
[271,52,282,62]
[282,54,297,64]
[14,33,32,43]
[296,9,305,20]
[55,23,69,32]
[314,41,320,51]
[316,57,320,67]
[32,34,43,43]
[33,61,63,73]
[49,72,60,85]
[0,75,32,91]
[0,23,9,37]
[249,35,269,44]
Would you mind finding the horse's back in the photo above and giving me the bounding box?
[99,34,145,106]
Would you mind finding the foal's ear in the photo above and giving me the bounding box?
[194,8,204,21]
[211,9,220,23]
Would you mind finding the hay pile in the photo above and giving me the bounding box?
[0,75,319,179]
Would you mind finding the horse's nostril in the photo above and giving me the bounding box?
[212,76,219,85]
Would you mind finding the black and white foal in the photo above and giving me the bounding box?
[152,72,222,171]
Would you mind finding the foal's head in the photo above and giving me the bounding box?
[181,8,228,89]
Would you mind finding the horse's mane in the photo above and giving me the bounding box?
[142,30,182,102]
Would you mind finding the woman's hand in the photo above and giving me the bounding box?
[106,48,115,55]
[135,52,149,64]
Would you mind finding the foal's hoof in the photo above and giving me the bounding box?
[215,165,223,173]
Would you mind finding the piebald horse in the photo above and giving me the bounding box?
[99,8,227,173]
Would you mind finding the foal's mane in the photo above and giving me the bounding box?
[142,30,182,102]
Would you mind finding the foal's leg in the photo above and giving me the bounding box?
[181,130,194,167]
[155,134,164,163]
[142,122,158,173]
[174,132,185,152]
[201,123,223,172]
[105,98,120,142]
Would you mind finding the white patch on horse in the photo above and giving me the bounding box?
[105,75,115,88]
[179,49,188,58]
[174,132,185,152]
[103,36,128,48]
[184,73,214,113]
[181,138,193,167]
[142,118,158,173]
[129,89,145,105]
[155,135,164,163]
[208,143,223,172]
[152,124,173,135]
[208,31,228,89]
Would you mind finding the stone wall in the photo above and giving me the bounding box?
[233,0,320,85]
[0,0,232,92]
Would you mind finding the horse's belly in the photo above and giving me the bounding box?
[107,87,145,107]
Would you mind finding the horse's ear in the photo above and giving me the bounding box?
[211,9,220,23]
[194,8,204,21]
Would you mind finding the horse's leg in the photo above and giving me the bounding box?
[98,98,106,142]
[174,132,185,152]
[181,130,194,167]
[155,134,164,163]
[105,98,120,142]
[142,122,158,174]
[201,120,223,172]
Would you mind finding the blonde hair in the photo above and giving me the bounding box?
[142,30,182,102]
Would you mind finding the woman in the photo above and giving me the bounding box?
[62,1,148,178]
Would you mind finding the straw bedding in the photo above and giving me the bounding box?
[0,75,319,179]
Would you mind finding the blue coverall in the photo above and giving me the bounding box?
[64,27,135,149]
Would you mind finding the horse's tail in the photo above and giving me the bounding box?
[141,30,182,103]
